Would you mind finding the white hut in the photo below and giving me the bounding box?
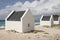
[5,9,34,32]
[53,15,60,25]
[40,15,53,26]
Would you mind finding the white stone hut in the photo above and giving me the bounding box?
[53,15,60,25]
[5,9,34,32]
[40,15,53,26]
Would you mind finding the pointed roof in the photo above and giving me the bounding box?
[42,16,50,21]
[7,11,25,21]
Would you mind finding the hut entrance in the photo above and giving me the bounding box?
[27,23,30,32]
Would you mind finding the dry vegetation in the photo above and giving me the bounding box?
[43,24,60,29]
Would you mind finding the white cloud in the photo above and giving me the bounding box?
[0,0,60,20]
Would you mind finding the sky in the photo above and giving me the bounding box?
[0,0,33,9]
[0,0,60,20]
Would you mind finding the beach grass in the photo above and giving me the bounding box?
[43,25,50,28]
[31,30,38,33]
[44,32,49,34]
[42,24,60,29]
[53,24,60,28]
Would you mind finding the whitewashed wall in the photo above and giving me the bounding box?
[5,21,23,32]
[59,16,60,24]
[40,21,52,26]
[53,21,59,24]
[21,9,34,32]
[50,15,53,26]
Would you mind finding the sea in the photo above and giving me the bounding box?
[0,20,5,26]
[0,20,40,26]
[35,20,40,25]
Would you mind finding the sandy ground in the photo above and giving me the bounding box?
[0,25,60,40]
[35,25,60,34]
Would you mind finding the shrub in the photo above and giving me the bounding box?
[44,32,49,34]
[43,25,50,28]
[31,30,38,34]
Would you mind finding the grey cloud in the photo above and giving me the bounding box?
[0,0,60,20]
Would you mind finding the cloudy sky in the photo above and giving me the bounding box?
[0,0,60,20]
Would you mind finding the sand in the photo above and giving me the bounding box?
[0,25,60,40]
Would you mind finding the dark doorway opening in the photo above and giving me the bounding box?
[28,24,30,27]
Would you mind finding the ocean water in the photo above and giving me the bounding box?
[35,20,40,25]
[0,20,40,26]
[0,20,5,26]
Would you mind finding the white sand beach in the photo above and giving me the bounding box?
[0,25,60,40]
